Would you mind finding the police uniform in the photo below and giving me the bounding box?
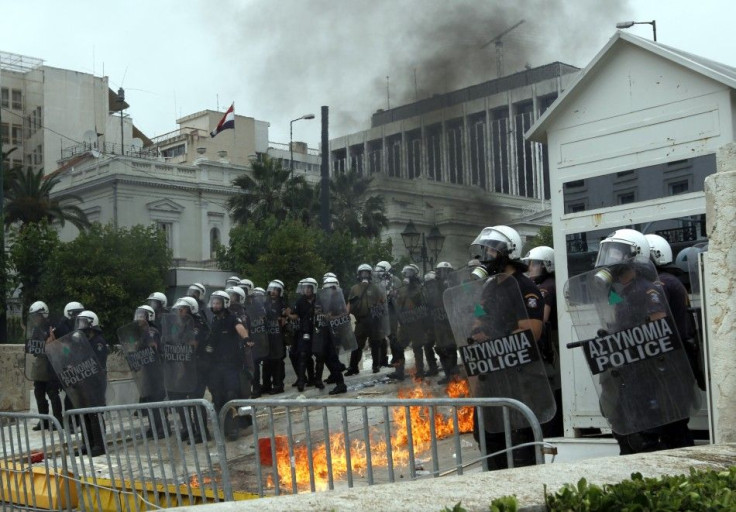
[137,324,167,437]
[425,278,457,382]
[262,296,288,393]
[474,270,544,471]
[346,281,385,374]
[30,318,63,428]
[292,294,323,389]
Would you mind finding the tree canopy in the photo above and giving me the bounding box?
[4,167,90,230]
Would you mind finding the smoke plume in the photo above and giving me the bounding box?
[206,0,629,141]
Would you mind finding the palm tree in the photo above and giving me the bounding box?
[4,167,90,230]
[228,155,315,225]
[329,170,388,238]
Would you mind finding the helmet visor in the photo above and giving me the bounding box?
[595,240,637,267]
[134,308,150,322]
[75,316,94,330]
[527,260,545,278]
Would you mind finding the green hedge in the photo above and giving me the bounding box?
[440,466,736,511]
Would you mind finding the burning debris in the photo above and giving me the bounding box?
[265,378,474,491]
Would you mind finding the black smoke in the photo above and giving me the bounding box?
[207,0,629,141]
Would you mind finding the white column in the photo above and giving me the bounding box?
[704,142,736,443]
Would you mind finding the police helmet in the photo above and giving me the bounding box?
[29,301,49,318]
[226,286,246,304]
[252,287,266,297]
[225,275,240,288]
[424,271,436,281]
[267,280,284,295]
[134,305,156,323]
[522,246,555,276]
[239,279,254,293]
[644,234,673,266]
[323,276,340,289]
[64,301,85,319]
[209,290,230,310]
[173,296,199,315]
[470,225,522,263]
[187,283,206,299]
[75,310,100,331]
[146,292,168,309]
[595,229,650,267]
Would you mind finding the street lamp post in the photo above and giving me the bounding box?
[401,221,446,275]
[290,113,315,178]
[616,20,657,41]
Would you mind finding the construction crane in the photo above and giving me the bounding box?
[481,19,525,78]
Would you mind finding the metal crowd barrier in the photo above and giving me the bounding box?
[0,412,73,511]
[220,397,544,497]
[63,399,233,511]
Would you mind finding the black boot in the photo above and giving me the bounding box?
[296,354,307,392]
[414,349,425,378]
[314,358,325,389]
[388,361,406,381]
[370,340,382,373]
[329,383,347,395]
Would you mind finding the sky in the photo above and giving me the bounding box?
[3,0,734,149]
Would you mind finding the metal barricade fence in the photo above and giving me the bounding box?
[220,397,544,497]
[0,412,73,511]
[63,399,233,510]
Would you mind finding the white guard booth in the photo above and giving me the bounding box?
[527,31,736,438]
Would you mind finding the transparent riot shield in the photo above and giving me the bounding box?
[686,244,708,390]
[396,282,430,349]
[117,322,164,399]
[447,267,477,288]
[370,281,390,339]
[25,317,52,382]
[160,313,198,394]
[564,261,698,435]
[319,287,358,352]
[443,275,555,432]
[45,331,106,409]
[247,297,269,361]
[424,279,455,349]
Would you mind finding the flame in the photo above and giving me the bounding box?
[265,377,473,492]
[189,475,212,488]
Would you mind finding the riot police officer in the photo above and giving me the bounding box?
[206,290,251,440]
[73,310,108,456]
[345,264,386,376]
[320,276,349,395]
[289,278,323,391]
[50,301,85,417]
[132,305,167,438]
[28,301,62,430]
[469,225,545,470]
[374,261,400,367]
[262,280,290,394]
[522,245,563,437]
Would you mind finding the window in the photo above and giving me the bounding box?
[669,180,689,195]
[157,222,173,249]
[469,116,487,189]
[0,122,8,144]
[1,88,8,108]
[210,227,221,259]
[11,125,22,145]
[617,192,635,204]
[567,203,586,214]
[425,125,442,181]
[161,144,185,159]
[447,122,464,184]
[34,144,42,165]
[616,170,634,177]
[11,89,22,110]
[565,180,584,189]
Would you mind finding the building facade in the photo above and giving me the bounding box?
[329,62,580,267]
[0,50,148,175]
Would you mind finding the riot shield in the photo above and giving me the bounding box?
[117,322,164,399]
[319,287,358,352]
[396,282,430,349]
[160,313,197,394]
[45,331,106,409]
[25,317,52,382]
[265,301,286,360]
[246,297,269,361]
[446,267,477,288]
[564,261,698,435]
[424,279,455,349]
[370,281,390,339]
[443,276,555,432]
